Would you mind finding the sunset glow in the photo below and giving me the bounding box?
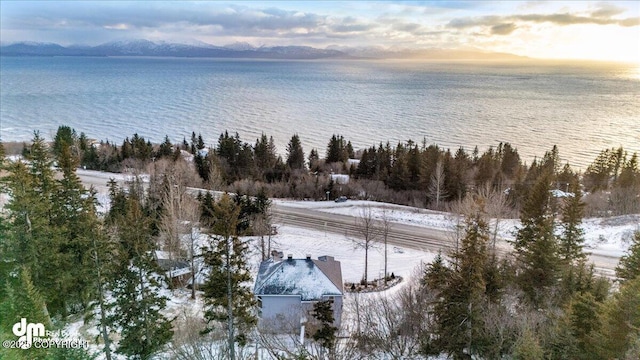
[1,1,638,63]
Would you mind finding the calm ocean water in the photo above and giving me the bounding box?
[1,56,638,169]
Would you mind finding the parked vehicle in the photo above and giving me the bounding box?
[334,196,347,203]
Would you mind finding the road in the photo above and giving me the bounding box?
[75,170,620,278]
[271,202,619,278]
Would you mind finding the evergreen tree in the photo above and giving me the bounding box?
[499,142,521,179]
[0,268,51,360]
[108,256,173,360]
[422,251,451,292]
[568,292,601,358]
[53,125,77,160]
[406,142,422,189]
[254,134,278,177]
[617,152,639,188]
[387,145,409,191]
[355,146,375,178]
[3,132,75,316]
[107,196,173,360]
[592,276,640,359]
[326,134,348,164]
[511,328,544,360]
[0,267,52,329]
[85,226,116,360]
[201,194,257,360]
[541,145,560,176]
[584,148,615,191]
[286,134,305,170]
[157,135,174,159]
[474,147,498,187]
[434,211,490,358]
[514,172,561,306]
[447,147,471,201]
[52,142,99,311]
[616,230,640,282]
[308,148,320,171]
[558,180,586,264]
[312,299,338,352]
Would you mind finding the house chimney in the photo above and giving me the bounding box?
[287,254,293,260]
[271,250,283,261]
[306,254,311,260]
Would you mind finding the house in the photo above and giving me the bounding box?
[254,253,343,333]
[330,173,350,184]
[153,250,191,287]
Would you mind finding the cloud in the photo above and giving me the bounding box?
[491,23,517,35]
[447,9,640,34]
[591,3,626,18]
[2,3,330,37]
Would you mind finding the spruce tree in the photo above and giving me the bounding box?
[616,230,640,282]
[53,125,77,160]
[558,180,586,264]
[202,194,257,360]
[254,133,277,177]
[617,152,639,188]
[434,211,490,358]
[157,135,174,159]
[53,141,99,311]
[312,299,338,352]
[511,328,544,360]
[422,251,451,292]
[514,172,561,306]
[308,148,319,171]
[592,276,640,359]
[286,134,305,170]
[0,268,52,359]
[86,226,117,360]
[387,146,409,191]
[326,134,348,164]
[3,132,76,316]
[107,197,173,360]
[108,256,172,360]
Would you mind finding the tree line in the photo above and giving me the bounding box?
[35,125,640,215]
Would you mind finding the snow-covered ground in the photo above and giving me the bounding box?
[263,224,435,284]
[3,168,637,359]
[273,199,639,258]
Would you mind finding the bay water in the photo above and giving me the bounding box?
[1,56,638,169]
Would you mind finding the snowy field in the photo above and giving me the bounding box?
[2,167,638,359]
[24,167,638,259]
[273,198,639,258]
[256,224,436,284]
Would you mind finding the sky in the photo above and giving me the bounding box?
[1,1,639,63]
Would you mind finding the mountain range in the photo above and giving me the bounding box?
[0,39,526,60]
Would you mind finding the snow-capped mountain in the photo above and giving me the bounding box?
[0,39,350,59]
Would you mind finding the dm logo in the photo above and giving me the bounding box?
[12,318,45,349]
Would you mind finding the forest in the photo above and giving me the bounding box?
[0,125,639,359]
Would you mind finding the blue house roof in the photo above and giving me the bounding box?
[254,256,343,301]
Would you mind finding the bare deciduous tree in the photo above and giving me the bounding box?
[380,208,393,285]
[168,308,255,360]
[257,309,361,360]
[352,273,436,359]
[251,207,275,262]
[428,159,447,210]
[352,206,380,287]
[476,184,512,251]
[152,159,202,297]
